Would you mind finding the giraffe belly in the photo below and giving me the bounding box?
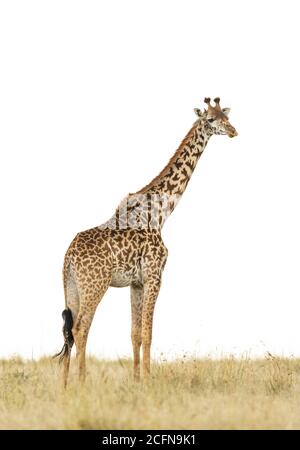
[110,269,142,288]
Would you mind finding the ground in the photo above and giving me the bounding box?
[0,355,299,429]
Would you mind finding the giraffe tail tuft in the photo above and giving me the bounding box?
[53,308,74,363]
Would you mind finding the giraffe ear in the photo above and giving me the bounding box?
[222,108,231,117]
[194,108,203,118]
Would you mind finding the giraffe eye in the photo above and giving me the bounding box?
[207,118,215,123]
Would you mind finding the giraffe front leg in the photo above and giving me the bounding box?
[130,284,144,381]
[141,276,161,379]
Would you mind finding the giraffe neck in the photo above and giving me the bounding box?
[137,120,212,198]
[102,120,213,231]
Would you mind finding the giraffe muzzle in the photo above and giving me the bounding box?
[228,128,238,138]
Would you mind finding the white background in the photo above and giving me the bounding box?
[1,1,300,360]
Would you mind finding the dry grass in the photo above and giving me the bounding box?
[1,355,300,429]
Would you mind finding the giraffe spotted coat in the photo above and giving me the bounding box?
[58,97,238,386]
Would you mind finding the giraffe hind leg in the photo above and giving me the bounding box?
[53,308,74,388]
[73,279,110,383]
[54,262,79,387]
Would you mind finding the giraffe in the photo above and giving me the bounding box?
[55,97,238,386]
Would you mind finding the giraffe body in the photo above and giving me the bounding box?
[56,97,237,386]
[63,228,167,383]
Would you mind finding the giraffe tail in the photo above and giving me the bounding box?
[53,308,74,363]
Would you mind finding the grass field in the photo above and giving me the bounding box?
[0,355,299,429]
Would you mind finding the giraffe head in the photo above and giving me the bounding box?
[194,97,238,138]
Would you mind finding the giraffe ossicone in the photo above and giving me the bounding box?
[54,97,238,386]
